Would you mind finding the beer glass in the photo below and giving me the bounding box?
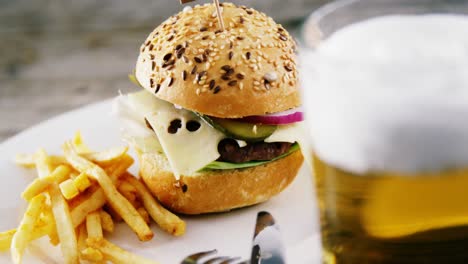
[301,0,468,263]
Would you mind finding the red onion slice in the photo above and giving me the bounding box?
[239,108,304,125]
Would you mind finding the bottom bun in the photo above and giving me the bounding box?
[138,150,304,214]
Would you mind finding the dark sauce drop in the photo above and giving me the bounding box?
[168,119,182,134]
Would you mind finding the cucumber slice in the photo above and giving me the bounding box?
[195,113,277,142]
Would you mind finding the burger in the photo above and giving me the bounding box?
[115,2,307,214]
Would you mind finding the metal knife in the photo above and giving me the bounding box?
[250,211,286,264]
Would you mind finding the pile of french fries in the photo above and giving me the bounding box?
[0,132,186,264]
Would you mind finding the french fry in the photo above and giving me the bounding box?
[84,146,129,166]
[125,175,186,236]
[105,154,134,183]
[63,143,153,241]
[34,149,53,178]
[118,180,137,194]
[40,204,59,246]
[50,185,79,264]
[0,229,16,252]
[73,173,91,192]
[76,224,87,252]
[137,207,150,225]
[60,179,80,200]
[11,194,46,264]
[71,187,106,228]
[73,131,92,154]
[81,247,104,262]
[87,238,159,264]
[70,155,134,227]
[22,165,71,201]
[99,210,114,233]
[118,184,138,207]
[15,153,67,169]
[35,149,79,264]
[86,211,103,239]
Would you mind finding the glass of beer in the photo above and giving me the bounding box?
[301,0,468,263]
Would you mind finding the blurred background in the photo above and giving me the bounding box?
[0,0,325,142]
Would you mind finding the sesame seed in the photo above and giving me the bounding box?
[155,84,161,93]
[236,73,245,79]
[239,16,245,24]
[221,75,231,81]
[264,72,278,82]
[200,27,208,32]
[213,86,221,94]
[168,35,175,41]
[162,59,176,68]
[196,88,201,95]
[150,79,154,88]
[229,51,234,60]
[150,54,155,60]
[175,44,183,51]
[167,77,174,87]
[182,70,187,81]
[254,81,260,86]
[239,82,244,90]
[177,48,186,59]
[182,56,189,63]
[246,52,251,60]
[237,36,244,40]
[264,82,271,90]
[194,56,203,63]
[221,65,231,72]
[284,65,293,72]
[209,80,216,90]
[279,35,288,41]
[229,41,233,49]
[228,80,238,86]
[163,53,173,61]
[151,61,156,70]
[191,66,198,75]
[149,44,154,51]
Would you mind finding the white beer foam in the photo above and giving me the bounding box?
[301,15,468,174]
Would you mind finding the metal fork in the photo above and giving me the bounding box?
[181,249,249,264]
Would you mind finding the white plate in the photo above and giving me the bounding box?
[0,99,321,264]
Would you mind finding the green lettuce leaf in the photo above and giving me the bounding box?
[202,143,300,170]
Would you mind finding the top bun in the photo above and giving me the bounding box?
[135,2,300,118]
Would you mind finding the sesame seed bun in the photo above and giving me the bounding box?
[135,2,300,118]
[137,149,304,214]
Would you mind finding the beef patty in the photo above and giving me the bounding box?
[217,138,293,163]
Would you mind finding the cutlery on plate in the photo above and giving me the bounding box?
[250,211,286,264]
[180,211,285,264]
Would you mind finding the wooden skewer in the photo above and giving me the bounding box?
[213,0,225,31]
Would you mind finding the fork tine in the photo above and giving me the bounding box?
[181,249,217,264]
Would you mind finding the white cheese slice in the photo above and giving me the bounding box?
[121,90,310,176]
[265,122,312,167]
[145,110,225,179]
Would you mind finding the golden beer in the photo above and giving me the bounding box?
[303,1,468,262]
[314,155,468,264]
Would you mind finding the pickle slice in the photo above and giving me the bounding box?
[197,114,277,142]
